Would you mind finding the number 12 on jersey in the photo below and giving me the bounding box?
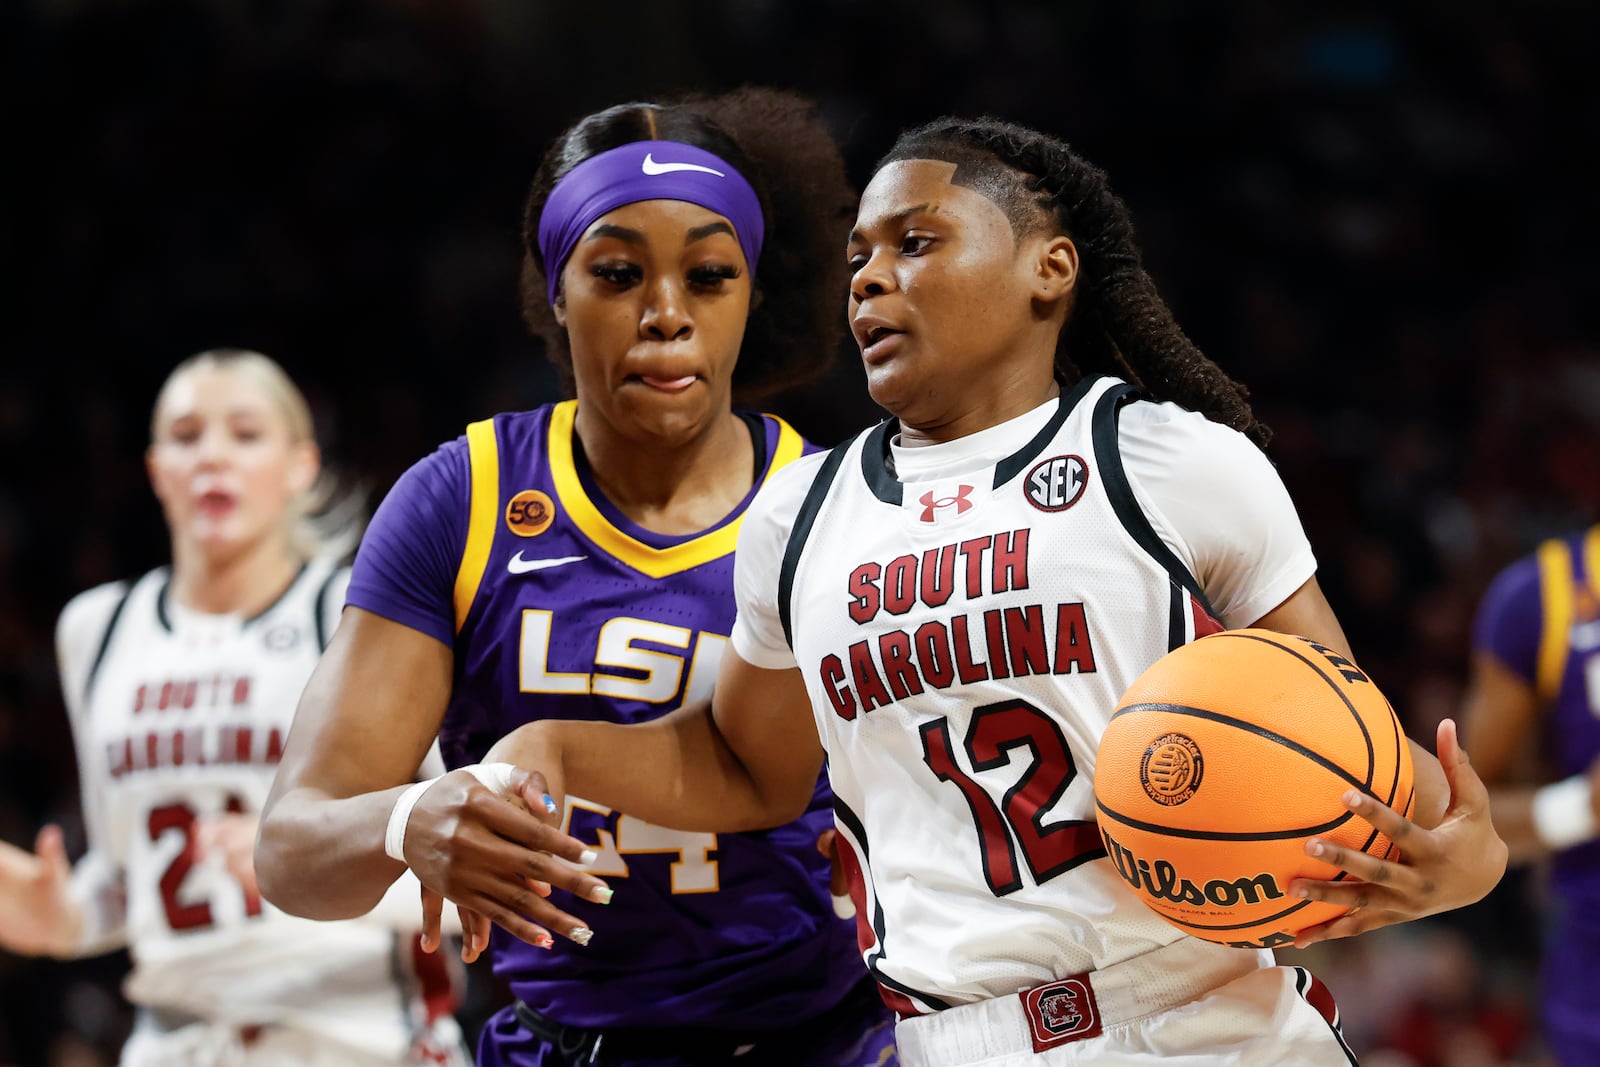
[921,698,1104,896]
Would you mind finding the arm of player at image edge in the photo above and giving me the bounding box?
[1248,578,1508,947]
[0,586,136,960]
[481,648,827,897]
[255,607,609,960]
[1457,642,1600,865]
[0,831,126,959]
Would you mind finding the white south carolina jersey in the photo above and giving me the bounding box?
[731,375,1318,1015]
[56,558,455,1058]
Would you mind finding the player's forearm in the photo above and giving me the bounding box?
[0,898,83,958]
[0,838,90,958]
[1486,789,1543,865]
[255,786,411,920]
[488,703,805,833]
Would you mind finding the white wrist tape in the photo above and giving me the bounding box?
[383,762,524,864]
[383,780,436,863]
[1532,775,1600,851]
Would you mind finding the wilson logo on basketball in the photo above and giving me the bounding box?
[505,489,555,537]
[1025,454,1088,512]
[918,484,974,523]
[1139,732,1203,805]
[1100,828,1286,908]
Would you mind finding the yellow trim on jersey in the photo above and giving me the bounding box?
[1585,525,1600,600]
[453,419,501,633]
[547,400,803,578]
[1534,537,1575,703]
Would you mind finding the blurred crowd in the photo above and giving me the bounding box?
[3,1,1598,1064]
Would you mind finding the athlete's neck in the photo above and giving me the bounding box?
[573,408,754,536]
[168,535,305,617]
[899,372,1060,448]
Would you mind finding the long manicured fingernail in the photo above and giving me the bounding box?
[1307,840,1325,858]
[1343,791,1360,807]
[590,886,613,905]
[542,794,558,815]
[579,848,599,865]
[569,926,594,946]
[536,933,554,950]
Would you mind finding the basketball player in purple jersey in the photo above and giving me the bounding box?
[1462,523,1600,1064]
[257,89,897,1065]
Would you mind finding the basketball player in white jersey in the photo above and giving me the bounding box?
[0,350,468,1067]
[397,120,1504,1065]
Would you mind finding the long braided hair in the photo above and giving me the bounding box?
[876,118,1270,448]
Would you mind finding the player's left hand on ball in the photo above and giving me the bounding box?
[1288,718,1507,948]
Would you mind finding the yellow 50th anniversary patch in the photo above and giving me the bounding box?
[506,489,555,537]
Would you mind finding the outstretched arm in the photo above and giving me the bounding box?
[0,827,83,957]
[1457,649,1586,864]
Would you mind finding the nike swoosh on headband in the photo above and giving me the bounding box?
[641,153,726,178]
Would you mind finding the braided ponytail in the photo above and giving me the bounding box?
[877,119,1270,448]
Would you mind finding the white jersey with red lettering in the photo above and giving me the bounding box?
[56,558,464,1064]
[730,376,1330,1029]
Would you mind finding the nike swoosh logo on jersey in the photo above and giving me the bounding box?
[507,552,587,575]
[641,153,725,178]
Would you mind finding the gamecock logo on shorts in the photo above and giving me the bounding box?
[1021,976,1103,1051]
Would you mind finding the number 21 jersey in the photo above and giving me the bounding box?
[57,560,436,1042]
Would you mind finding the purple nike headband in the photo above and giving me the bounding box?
[536,140,766,306]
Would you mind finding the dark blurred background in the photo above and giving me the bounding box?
[3,1,1599,1064]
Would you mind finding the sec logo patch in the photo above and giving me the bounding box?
[1025,455,1088,512]
[506,489,555,537]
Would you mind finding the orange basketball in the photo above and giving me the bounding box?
[1093,628,1414,949]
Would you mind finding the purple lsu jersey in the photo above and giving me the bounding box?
[366,401,868,1035]
[1475,525,1600,1062]
[1475,524,1600,915]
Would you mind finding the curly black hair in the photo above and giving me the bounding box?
[519,87,855,402]
[876,118,1270,449]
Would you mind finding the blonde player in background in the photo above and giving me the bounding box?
[0,350,468,1067]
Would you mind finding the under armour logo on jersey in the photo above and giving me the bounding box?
[919,485,974,523]
[1025,455,1089,512]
